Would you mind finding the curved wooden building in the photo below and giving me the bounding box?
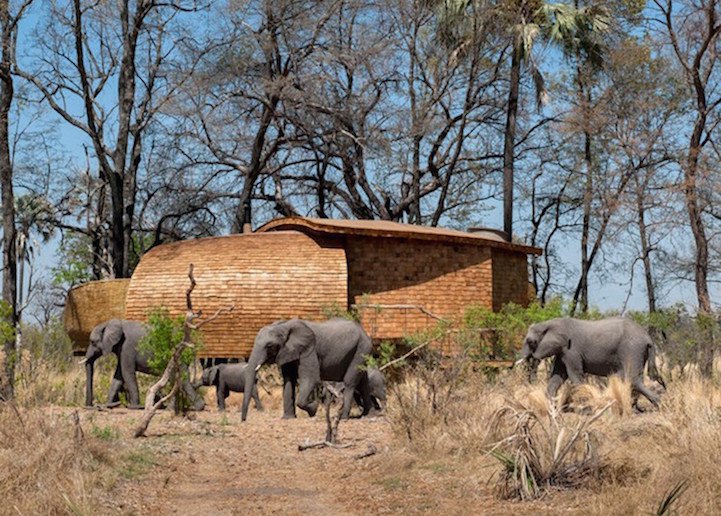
[64,217,541,358]
[63,279,130,353]
[257,218,541,354]
[124,231,347,358]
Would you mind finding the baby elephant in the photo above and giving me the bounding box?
[517,317,666,409]
[355,367,387,412]
[201,363,263,412]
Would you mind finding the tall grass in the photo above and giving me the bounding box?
[0,403,115,514]
[386,358,721,512]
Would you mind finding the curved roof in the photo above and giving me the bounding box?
[257,217,542,255]
[124,231,347,358]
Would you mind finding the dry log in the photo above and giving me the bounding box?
[354,445,377,460]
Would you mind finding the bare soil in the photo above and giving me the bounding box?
[73,394,514,515]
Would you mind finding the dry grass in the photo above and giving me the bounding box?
[0,403,117,515]
[386,362,721,513]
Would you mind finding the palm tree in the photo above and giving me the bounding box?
[436,1,609,240]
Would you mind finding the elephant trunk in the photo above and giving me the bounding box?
[514,343,532,367]
[242,347,267,422]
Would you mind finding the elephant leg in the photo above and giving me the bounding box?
[281,363,298,419]
[107,363,124,407]
[547,358,568,400]
[122,364,142,409]
[252,385,263,411]
[632,377,660,409]
[561,352,585,385]
[341,368,370,419]
[217,384,227,412]
[297,378,318,417]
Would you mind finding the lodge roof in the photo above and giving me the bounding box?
[256,217,543,255]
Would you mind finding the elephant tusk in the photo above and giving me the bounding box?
[78,358,88,365]
[513,358,526,367]
[255,364,262,372]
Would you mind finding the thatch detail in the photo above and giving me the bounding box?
[63,279,130,353]
[124,231,347,358]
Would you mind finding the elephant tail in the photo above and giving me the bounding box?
[647,342,667,391]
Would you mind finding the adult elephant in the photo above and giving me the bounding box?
[80,318,204,410]
[241,318,373,422]
[515,317,666,408]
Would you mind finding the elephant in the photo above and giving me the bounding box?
[328,367,387,413]
[354,367,386,412]
[242,318,373,422]
[80,319,205,410]
[516,317,666,408]
[201,363,263,412]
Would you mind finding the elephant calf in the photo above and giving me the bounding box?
[517,317,666,409]
[329,367,387,414]
[202,363,263,412]
[355,367,387,412]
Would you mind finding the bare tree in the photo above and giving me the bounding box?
[17,0,207,278]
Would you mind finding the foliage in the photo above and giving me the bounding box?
[50,232,95,288]
[138,307,200,374]
[365,341,399,370]
[321,303,360,322]
[461,299,566,360]
[0,300,16,344]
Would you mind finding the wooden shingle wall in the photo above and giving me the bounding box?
[491,249,532,311]
[63,279,131,353]
[345,236,494,345]
[124,231,347,358]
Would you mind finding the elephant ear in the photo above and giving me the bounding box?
[89,322,106,345]
[99,319,124,356]
[534,325,568,359]
[276,320,315,367]
[209,366,220,386]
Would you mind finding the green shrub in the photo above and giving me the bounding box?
[461,299,566,360]
[365,340,399,369]
[137,307,199,373]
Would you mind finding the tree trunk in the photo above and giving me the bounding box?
[502,38,521,240]
[634,175,657,313]
[687,112,713,376]
[571,67,593,315]
[0,0,17,400]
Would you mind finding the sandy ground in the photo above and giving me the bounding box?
[76,395,421,514]
[74,389,531,516]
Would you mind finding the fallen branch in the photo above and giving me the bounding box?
[354,445,377,460]
[298,439,353,451]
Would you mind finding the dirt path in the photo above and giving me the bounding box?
[84,397,404,515]
[144,413,385,515]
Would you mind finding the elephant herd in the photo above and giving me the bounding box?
[81,317,388,420]
[81,315,666,418]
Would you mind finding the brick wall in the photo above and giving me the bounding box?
[345,236,494,342]
[124,231,347,358]
[491,249,531,311]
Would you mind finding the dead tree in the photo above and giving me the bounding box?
[133,264,232,438]
[298,382,349,451]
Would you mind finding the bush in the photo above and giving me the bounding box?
[137,307,203,413]
[138,307,199,373]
